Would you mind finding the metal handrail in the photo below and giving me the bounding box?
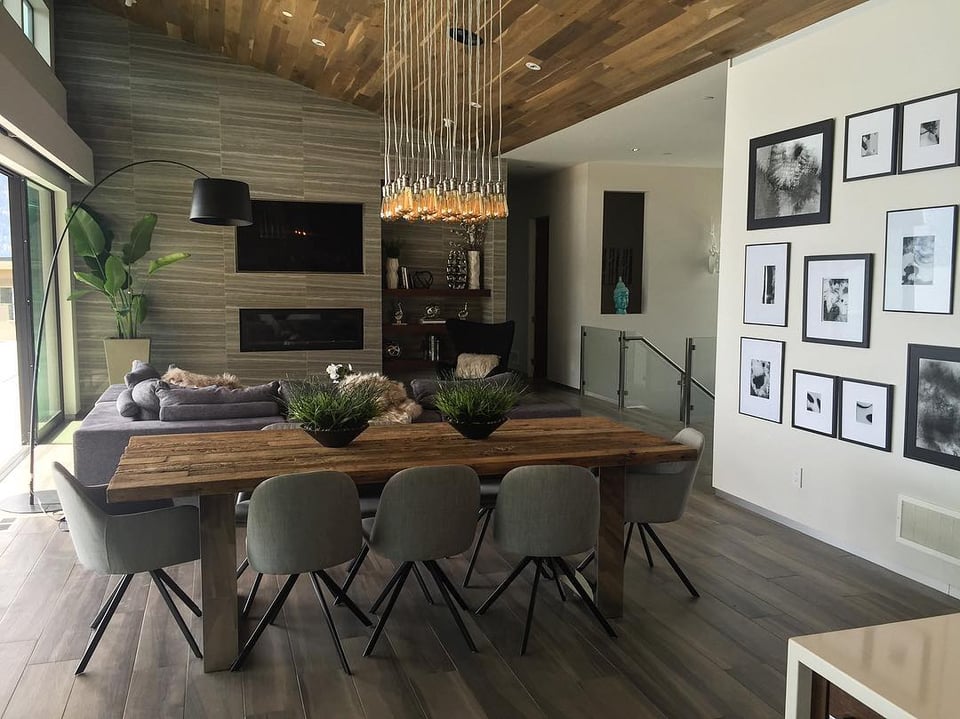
[624,335,715,400]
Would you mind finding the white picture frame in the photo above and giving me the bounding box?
[743,243,790,327]
[739,337,785,424]
[838,378,893,452]
[843,104,899,181]
[792,370,837,437]
[899,89,960,174]
[883,205,957,314]
[802,254,873,348]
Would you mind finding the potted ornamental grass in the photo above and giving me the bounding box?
[283,377,381,447]
[434,375,527,440]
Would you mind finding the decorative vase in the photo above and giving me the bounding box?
[467,250,481,290]
[447,417,506,440]
[385,341,401,358]
[613,276,629,315]
[385,257,400,289]
[104,338,151,384]
[305,423,369,448]
[446,246,467,290]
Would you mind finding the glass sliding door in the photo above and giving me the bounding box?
[0,171,21,467]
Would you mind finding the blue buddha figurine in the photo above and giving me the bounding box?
[613,276,629,314]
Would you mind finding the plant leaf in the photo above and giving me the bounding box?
[121,213,157,265]
[66,289,93,301]
[103,255,127,295]
[66,205,106,258]
[130,294,148,325]
[73,271,105,292]
[147,252,190,275]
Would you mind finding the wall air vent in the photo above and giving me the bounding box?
[897,496,960,566]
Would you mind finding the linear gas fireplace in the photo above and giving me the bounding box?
[239,308,364,352]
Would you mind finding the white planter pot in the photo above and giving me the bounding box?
[104,338,151,384]
[385,257,400,289]
[467,250,481,290]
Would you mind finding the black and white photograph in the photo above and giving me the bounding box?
[792,370,837,437]
[803,254,873,347]
[844,104,900,181]
[839,377,893,451]
[739,337,785,423]
[899,89,960,173]
[884,205,957,314]
[905,344,960,470]
[747,119,835,230]
[743,242,790,326]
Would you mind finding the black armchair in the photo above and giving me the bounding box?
[444,319,516,376]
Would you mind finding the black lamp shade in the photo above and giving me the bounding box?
[190,178,253,226]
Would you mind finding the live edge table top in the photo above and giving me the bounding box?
[107,417,697,503]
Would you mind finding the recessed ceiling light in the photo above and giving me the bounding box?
[631,148,640,152]
[663,152,673,156]
[525,61,541,71]
[281,10,293,18]
[470,101,482,109]
[312,38,326,47]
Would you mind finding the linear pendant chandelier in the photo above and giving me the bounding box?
[381,0,508,224]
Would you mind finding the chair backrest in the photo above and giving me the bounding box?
[625,427,704,524]
[246,471,362,575]
[445,319,515,373]
[369,465,479,561]
[493,465,599,557]
[52,462,111,574]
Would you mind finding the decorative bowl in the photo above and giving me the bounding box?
[447,417,506,440]
[305,423,369,448]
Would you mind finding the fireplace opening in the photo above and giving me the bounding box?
[239,308,363,352]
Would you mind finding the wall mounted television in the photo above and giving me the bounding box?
[236,200,364,273]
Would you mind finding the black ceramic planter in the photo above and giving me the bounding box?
[447,418,506,440]
[306,423,369,448]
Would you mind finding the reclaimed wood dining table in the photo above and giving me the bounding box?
[107,416,697,672]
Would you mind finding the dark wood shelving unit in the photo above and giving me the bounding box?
[382,288,491,298]
[382,358,438,371]
[382,323,448,335]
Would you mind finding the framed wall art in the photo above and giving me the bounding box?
[884,205,957,314]
[838,377,893,452]
[792,370,837,437]
[739,337,785,424]
[747,119,835,230]
[802,254,873,348]
[905,344,960,470]
[743,242,791,326]
[899,89,960,174]
[843,104,900,181]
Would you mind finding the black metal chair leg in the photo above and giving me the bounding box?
[576,550,595,573]
[77,573,133,674]
[309,572,352,674]
[642,524,699,598]
[337,543,369,606]
[364,563,412,657]
[554,557,617,638]
[462,508,492,588]
[623,523,635,562]
[424,561,477,653]
[241,572,263,619]
[638,524,654,567]
[370,563,407,614]
[154,568,201,617]
[90,574,129,629]
[231,574,299,671]
[548,558,566,602]
[236,557,249,579]
[425,560,470,611]
[520,559,543,655]
[314,570,372,627]
[476,556,532,615]
[412,562,434,604]
[149,571,203,659]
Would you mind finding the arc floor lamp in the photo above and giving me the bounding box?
[0,159,252,514]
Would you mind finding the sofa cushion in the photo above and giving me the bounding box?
[115,388,140,418]
[159,401,281,422]
[95,384,126,405]
[131,378,162,417]
[156,381,279,406]
[124,360,160,389]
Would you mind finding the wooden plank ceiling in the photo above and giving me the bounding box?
[86,0,867,151]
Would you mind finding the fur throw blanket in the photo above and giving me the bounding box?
[339,372,422,425]
[162,365,244,389]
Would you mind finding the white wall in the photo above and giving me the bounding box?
[714,0,960,595]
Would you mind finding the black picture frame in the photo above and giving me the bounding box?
[743,242,791,327]
[791,370,838,437]
[883,205,958,315]
[905,344,960,471]
[838,377,894,452]
[747,119,835,231]
[802,253,873,348]
[843,104,900,182]
[898,89,960,175]
[738,337,785,424]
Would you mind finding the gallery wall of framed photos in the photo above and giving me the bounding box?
[713,0,960,593]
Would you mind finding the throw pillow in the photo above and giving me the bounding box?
[124,359,160,389]
[455,353,500,379]
[115,388,140,418]
[156,382,279,406]
[162,365,244,389]
[131,378,162,416]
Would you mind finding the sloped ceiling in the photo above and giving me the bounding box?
[85,0,866,151]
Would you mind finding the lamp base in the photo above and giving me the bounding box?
[0,490,61,514]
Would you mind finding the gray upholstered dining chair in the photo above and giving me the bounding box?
[577,427,705,598]
[476,465,617,655]
[230,470,371,674]
[52,462,203,674]
[461,479,500,587]
[362,465,480,657]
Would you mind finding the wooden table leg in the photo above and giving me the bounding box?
[596,464,625,618]
[198,494,238,672]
